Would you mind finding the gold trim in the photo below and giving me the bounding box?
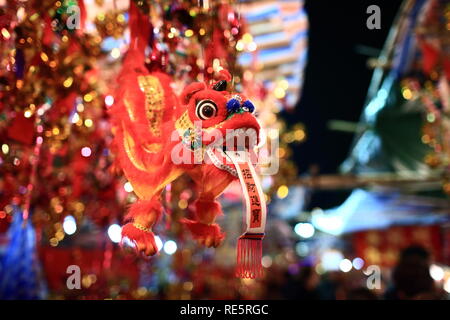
[124,96,137,122]
[133,222,151,233]
[122,122,151,172]
[143,142,162,153]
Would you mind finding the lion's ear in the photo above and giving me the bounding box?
[212,80,227,91]
[180,82,206,105]
[217,69,232,82]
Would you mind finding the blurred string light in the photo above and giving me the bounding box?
[261,256,273,268]
[2,144,9,154]
[401,87,413,100]
[444,279,450,293]
[84,118,93,127]
[294,222,315,239]
[63,215,76,235]
[235,40,244,51]
[339,259,352,273]
[352,257,365,270]
[261,176,274,190]
[247,42,257,52]
[178,199,188,209]
[110,48,121,59]
[321,250,344,271]
[71,113,80,124]
[295,242,309,257]
[277,185,289,199]
[83,93,94,103]
[163,240,177,255]
[282,125,306,144]
[429,264,445,281]
[81,147,91,157]
[1,27,11,39]
[315,264,325,275]
[104,95,114,107]
[63,77,73,88]
[274,87,286,99]
[108,224,122,243]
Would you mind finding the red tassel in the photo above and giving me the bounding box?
[235,234,264,279]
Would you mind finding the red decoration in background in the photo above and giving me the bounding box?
[416,0,450,80]
[442,224,450,266]
[39,247,140,295]
[48,92,77,122]
[42,16,54,46]
[352,225,443,268]
[7,113,35,145]
[0,213,12,233]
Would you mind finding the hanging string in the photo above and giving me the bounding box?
[231,0,241,90]
[199,0,208,82]
[22,103,51,220]
[129,0,151,54]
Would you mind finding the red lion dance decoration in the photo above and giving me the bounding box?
[109,6,267,279]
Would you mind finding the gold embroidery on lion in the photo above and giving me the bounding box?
[175,110,194,136]
[138,75,164,137]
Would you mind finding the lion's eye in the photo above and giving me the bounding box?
[196,100,218,120]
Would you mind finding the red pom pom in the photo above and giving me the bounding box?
[181,219,225,247]
[194,199,223,217]
[121,223,158,256]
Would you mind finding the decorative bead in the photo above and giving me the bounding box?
[227,98,241,113]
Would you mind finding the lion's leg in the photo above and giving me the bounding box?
[121,197,163,256]
[182,197,225,248]
[183,166,235,248]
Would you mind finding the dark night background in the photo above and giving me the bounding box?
[283,0,403,209]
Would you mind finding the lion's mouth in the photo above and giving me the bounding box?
[206,127,258,177]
